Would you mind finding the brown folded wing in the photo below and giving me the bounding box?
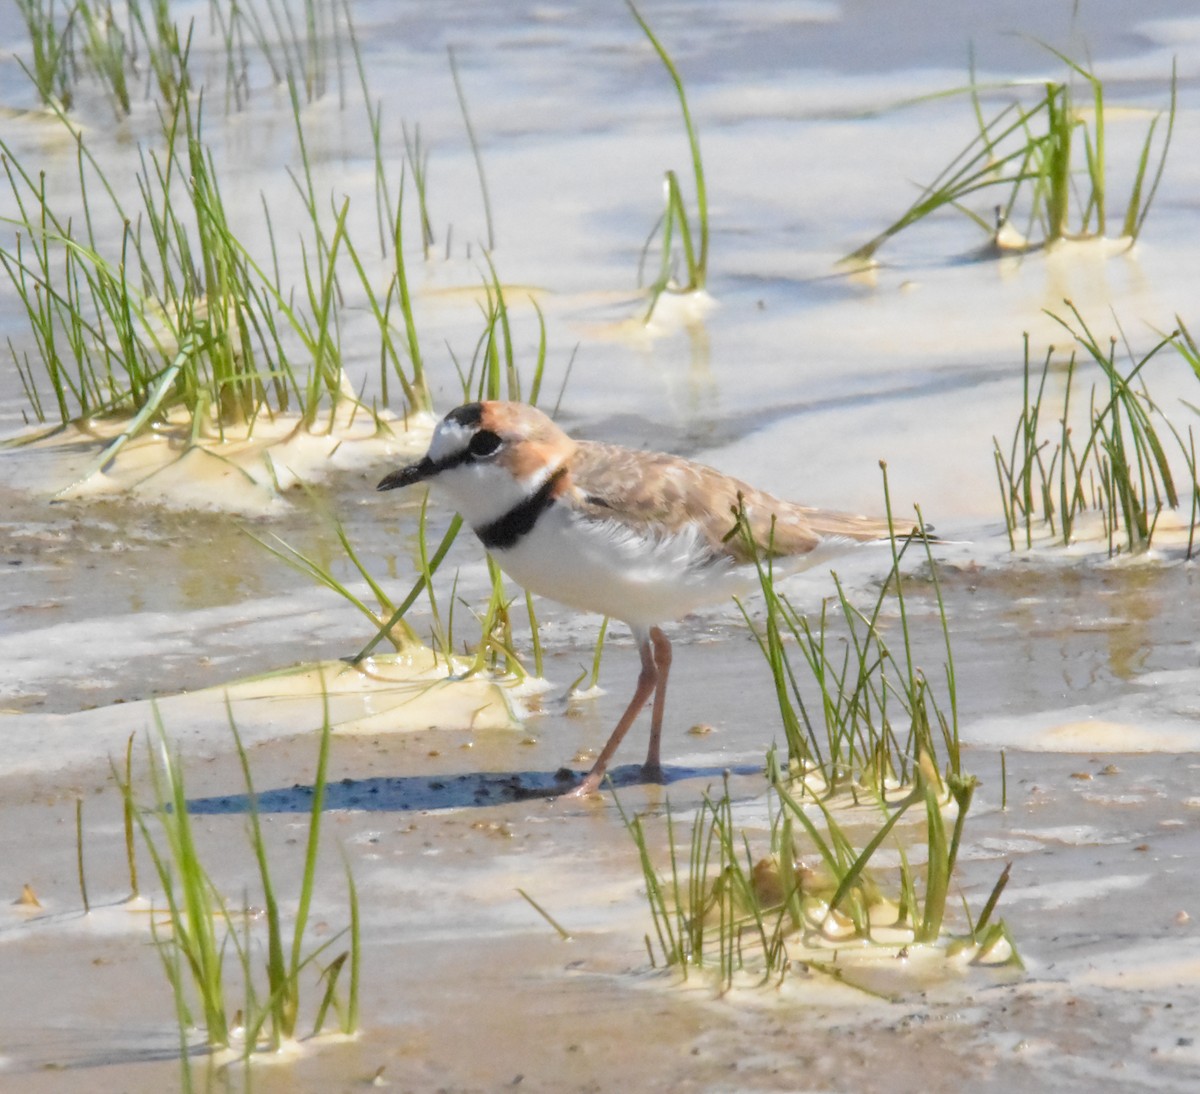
[562,441,894,565]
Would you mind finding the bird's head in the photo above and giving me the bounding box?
[377,401,574,528]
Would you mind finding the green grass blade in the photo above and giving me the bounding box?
[351,512,464,662]
[627,1,707,283]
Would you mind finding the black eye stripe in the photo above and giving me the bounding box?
[421,429,502,477]
[468,430,503,458]
[437,449,472,472]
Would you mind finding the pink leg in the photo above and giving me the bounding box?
[564,632,659,798]
[643,626,672,779]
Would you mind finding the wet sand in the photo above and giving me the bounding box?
[3,1,1200,1090]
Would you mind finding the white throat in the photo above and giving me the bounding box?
[432,440,563,530]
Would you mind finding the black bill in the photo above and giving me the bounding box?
[377,458,434,491]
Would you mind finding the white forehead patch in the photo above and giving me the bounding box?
[427,417,474,463]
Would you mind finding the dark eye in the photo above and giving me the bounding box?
[468,429,502,458]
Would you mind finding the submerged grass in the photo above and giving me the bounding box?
[619,750,1016,991]
[628,1,709,319]
[846,51,1176,262]
[254,242,568,672]
[15,0,77,110]
[620,473,1017,988]
[115,695,358,1079]
[736,467,960,796]
[2,0,441,468]
[994,303,1190,555]
[14,0,352,117]
[0,80,345,442]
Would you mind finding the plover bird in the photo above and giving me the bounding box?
[378,401,903,798]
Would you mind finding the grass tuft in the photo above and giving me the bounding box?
[627,1,709,319]
[846,51,1176,263]
[15,0,77,111]
[3,2,439,461]
[619,757,1017,990]
[994,303,1187,555]
[620,475,1016,987]
[14,0,354,118]
[733,469,960,796]
[115,695,359,1069]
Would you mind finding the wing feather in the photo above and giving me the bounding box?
[563,441,893,566]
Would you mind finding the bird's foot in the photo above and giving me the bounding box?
[552,766,603,801]
[552,762,666,801]
[556,779,601,801]
[640,761,667,785]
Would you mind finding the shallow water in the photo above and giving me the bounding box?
[3,1,1200,1090]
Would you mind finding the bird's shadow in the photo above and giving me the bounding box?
[186,762,762,814]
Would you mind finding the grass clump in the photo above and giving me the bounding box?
[620,763,1016,992]
[0,57,442,484]
[993,302,1192,556]
[116,698,358,1081]
[15,0,77,109]
[627,1,709,319]
[846,50,1176,263]
[76,0,135,116]
[4,92,260,425]
[736,468,961,796]
[14,0,352,118]
[4,0,561,471]
[254,257,573,674]
[3,0,442,478]
[621,473,1017,990]
[454,259,553,407]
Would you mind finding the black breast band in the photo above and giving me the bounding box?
[477,467,566,550]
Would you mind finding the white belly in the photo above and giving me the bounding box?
[486,504,753,628]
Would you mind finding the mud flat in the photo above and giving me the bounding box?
[2,1,1200,1090]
